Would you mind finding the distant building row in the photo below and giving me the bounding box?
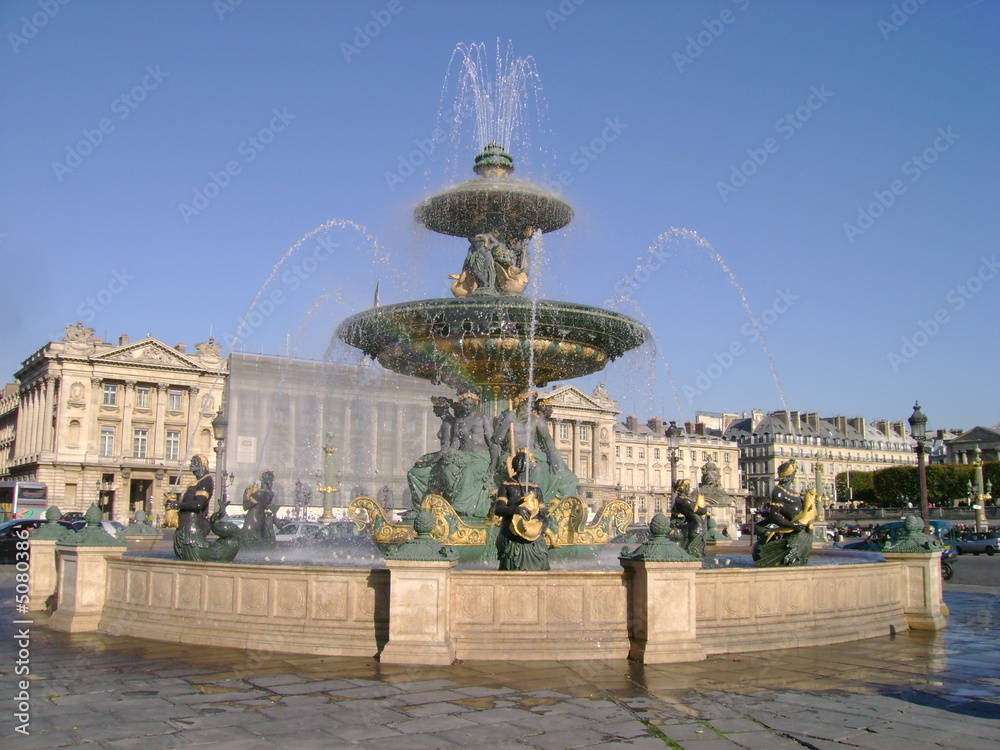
[2,326,995,525]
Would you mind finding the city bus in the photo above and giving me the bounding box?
[0,481,48,522]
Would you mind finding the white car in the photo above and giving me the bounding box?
[274,522,323,543]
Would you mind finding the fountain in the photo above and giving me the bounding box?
[339,141,646,560]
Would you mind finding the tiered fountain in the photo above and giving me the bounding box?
[338,142,648,558]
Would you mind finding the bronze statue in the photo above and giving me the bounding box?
[495,449,550,571]
[492,392,577,503]
[240,470,277,548]
[438,392,499,519]
[752,459,816,567]
[172,455,240,563]
[406,396,454,508]
[670,478,708,557]
[451,233,498,297]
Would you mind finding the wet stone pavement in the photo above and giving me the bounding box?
[1,568,998,749]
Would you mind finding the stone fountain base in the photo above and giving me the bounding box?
[35,547,946,665]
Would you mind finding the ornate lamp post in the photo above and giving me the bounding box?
[317,430,339,522]
[971,445,989,532]
[211,407,229,510]
[665,420,683,489]
[907,401,930,533]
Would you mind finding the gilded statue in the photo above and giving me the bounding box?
[752,459,816,567]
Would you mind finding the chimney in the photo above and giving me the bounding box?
[751,409,764,429]
[833,416,848,435]
[685,420,696,435]
[893,422,907,438]
[847,417,867,439]
[175,343,187,353]
[789,410,801,433]
[647,417,663,434]
[695,423,706,436]
[625,415,639,432]
[804,412,820,431]
[874,419,890,437]
[118,334,129,346]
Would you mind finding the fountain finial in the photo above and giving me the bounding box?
[473,141,515,178]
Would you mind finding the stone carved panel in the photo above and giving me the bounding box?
[275,581,307,617]
[786,581,808,613]
[547,586,583,623]
[588,586,627,625]
[501,585,539,624]
[312,580,349,620]
[176,574,202,610]
[108,567,126,602]
[206,576,234,614]
[456,585,494,623]
[150,572,173,607]
[754,582,779,616]
[126,569,148,606]
[239,579,269,616]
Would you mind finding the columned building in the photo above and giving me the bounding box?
[543,384,742,525]
[946,425,1000,464]
[723,410,917,502]
[2,324,227,523]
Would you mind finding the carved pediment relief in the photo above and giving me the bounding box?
[96,340,197,370]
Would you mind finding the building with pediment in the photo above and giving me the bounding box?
[946,425,1000,464]
[1,324,227,522]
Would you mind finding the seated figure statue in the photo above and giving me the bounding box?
[406,396,454,509]
[670,478,708,557]
[240,470,277,548]
[173,455,240,563]
[752,459,816,567]
[492,392,577,503]
[494,449,550,571]
[438,392,498,519]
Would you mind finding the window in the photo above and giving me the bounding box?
[615,446,620,457]
[579,425,589,442]
[133,428,149,458]
[638,449,645,459]
[136,387,150,408]
[654,448,661,460]
[99,426,115,457]
[626,446,633,458]
[168,390,182,411]
[559,423,569,440]
[166,430,180,461]
[724,453,731,463]
[103,384,118,406]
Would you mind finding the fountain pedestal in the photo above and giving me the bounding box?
[883,551,948,630]
[620,560,705,663]
[380,559,458,665]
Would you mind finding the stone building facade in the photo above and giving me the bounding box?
[945,425,1000,464]
[723,409,917,502]
[541,385,743,526]
[1,324,227,523]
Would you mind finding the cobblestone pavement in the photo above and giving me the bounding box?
[1,568,998,749]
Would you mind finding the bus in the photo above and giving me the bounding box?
[0,481,48,522]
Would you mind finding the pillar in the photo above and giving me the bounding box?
[620,559,705,663]
[883,551,948,630]
[379,559,457,666]
[49,544,123,632]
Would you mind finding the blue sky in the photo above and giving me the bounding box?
[2,0,997,433]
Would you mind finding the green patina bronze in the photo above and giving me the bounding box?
[620,514,696,563]
[60,505,125,548]
[382,510,458,562]
[124,509,160,537]
[32,505,72,541]
[884,515,943,553]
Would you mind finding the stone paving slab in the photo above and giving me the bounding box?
[3,577,999,749]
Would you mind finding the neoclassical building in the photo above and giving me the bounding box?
[541,384,743,526]
[946,425,1000,464]
[2,324,227,523]
[723,409,917,502]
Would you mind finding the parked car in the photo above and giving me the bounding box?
[274,521,324,543]
[842,519,958,553]
[63,518,126,537]
[955,532,1000,556]
[0,518,77,563]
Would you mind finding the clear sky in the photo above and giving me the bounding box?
[2,0,997,433]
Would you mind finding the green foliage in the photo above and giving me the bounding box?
[836,461,998,505]
[873,465,919,505]
[834,470,876,505]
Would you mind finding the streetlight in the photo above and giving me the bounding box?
[907,401,930,533]
[665,420,683,489]
[211,407,229,509]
